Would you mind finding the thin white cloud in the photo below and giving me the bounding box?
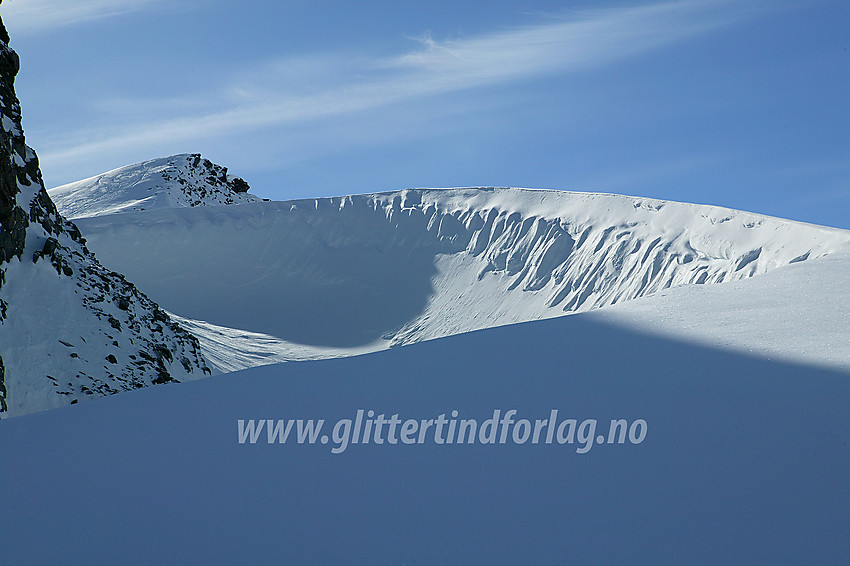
[379,3,717,84]
[2,0,165,32]
[38,0,754,178]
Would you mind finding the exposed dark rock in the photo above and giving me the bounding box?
[164,153,253,201]
[0,356,6,412]
[230,177,250,193]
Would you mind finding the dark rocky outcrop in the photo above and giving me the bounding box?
[175,154,254,202]
[0,12,23,411]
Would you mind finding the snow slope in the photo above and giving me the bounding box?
[1,277,847,564]
[66,186,850,372]
[594,249,850,371]
[48,153,260,219]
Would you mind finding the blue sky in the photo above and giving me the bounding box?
[3,0,849,228]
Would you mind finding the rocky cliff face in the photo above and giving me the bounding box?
[0,14,210,417]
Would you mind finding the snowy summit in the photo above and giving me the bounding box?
[49,153,260,220]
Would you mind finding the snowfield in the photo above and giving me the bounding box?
[1,288,848,564]
[595,249,850,371]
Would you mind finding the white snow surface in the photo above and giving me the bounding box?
[48,153,260,219]
[65,186,850,373]
[593,249,850,371]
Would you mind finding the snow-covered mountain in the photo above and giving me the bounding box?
[0,18,210,418]
[49,153,261,219]
[61,175,850,374]
[1,9,848,563]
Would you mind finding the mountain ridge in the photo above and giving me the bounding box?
[66,180,850,374]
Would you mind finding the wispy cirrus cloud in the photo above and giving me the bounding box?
[378,2,731,88]
[2,0,166,32]
[38,0,756,182]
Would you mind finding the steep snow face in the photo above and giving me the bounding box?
[48,153,260,219]
[0,18,210,418]
[371,189,850,345]
[71,187,850,371]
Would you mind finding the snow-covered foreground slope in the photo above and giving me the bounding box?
[69,186,850,372]
[1,304,847,564]
[48,153,260,219]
